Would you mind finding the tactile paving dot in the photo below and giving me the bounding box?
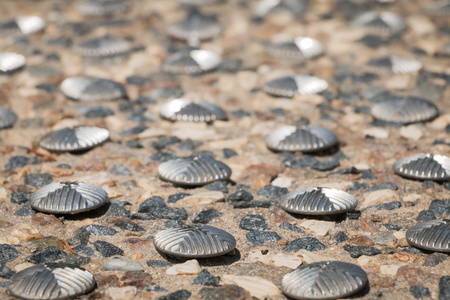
[0,52,26,73]
[162,49,222,74]
[60,76,127,101]
[74,35,132,57]
[365,55,422,74]
[352,11,406,36]
[39,126,110,152]
[265,36,325,60]
[160,98,227,123]
[406,219,450,253]
[263,74,328,97]
[393,154,450,181]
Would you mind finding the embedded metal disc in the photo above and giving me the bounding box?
[265,37,325,60]
[60,76,127,101]
[154,225,236,258]
[74,35,132,57]
[8,263,95,300]
[30,182,109,214]
[282,261,368,300]
[0,52,26,73]
[352,11,406,36]
[39,126,110,152]
[77,0,131,16]
[0,16,45,37]
[162,49,222,74]
[158,155,232,186]
[279,187,357,215]
[370,96,438,124]
[365,55,422,74]
[263,75,328,97]
[393,154,450,181]
[254,0,308,18]
[406,219,450,252]
[0,107,18,129]
[159,98,227,122]
[266,125,337,153]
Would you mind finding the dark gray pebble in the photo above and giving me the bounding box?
[83,225,118,236]
[246,231,281,246]
[72,246,94,257]
[150,152,177,162]
[126,76,152,86]
[178,139,201,151]
[402,247,423,255]
[279,222,304,233]
[349,182,366,191]
[366,182,398,192]
[0,245,20,265]
[281,153,317,168]
[232,109,250,118]
[192,209,222,224]
[410,285,430,299]
[147,260,172,268]
[429,199,450,217]
[56,164,71,169]
[106,203,131,218]
[10,191,31,204]
[84,106,114,118]
[138,196,188,220]
[14,203,36,216]
[62,254,91,267]
[424,253,447,267]
[375,201,402,211]
[26,246,67,263]
[114,221,145,232]
[204,181,228,193]
[93,241,124,257]
[227,190,253,202]
[126,140,143,149]
[146,285,167,292]
[382,224,402,230]
[120,125,147,136]
[239,215,268,231]
[310,158,340,171]
[167,193,191,203]
[24,173,52,187]
[231,201,274,209]
[343,245,381,258]
[164,220,185,228]
[151,136,181,150]
[283,237,326,252]
[36,83,59,93]
[193,270,220,287]
[422,181,435,189]
[0,264,15,279]
[439,276,450,300]
[223,148,237,159]
[347,211,361,219]
[257,185,288,200]
[335,232,349,244]
[416,210,436,221]
[158,290,191,300]
[131,213,156,220]
[110,164,132,176]
[68,227,90,246]
[5,156,35,170]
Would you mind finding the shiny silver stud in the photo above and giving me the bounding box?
[154,225,236,258]
[160,98,227,123]
[352,11,406,36]
[282,261,368,300]
[406,219,450,253]
[0,16,45,37]
[254,0,308,18]
[393,154,450,181]
[162,49,222,74]
[30,182,109,214]
[0,52,26,73]
[77,0,131,17]
[39,126,110,152]
[158,155,232,186]
[60,76,127,101]
[279,187,357,215]
[74,35,132,57]
[263,75,328,97]
[9,264,95,300]
[0,107,18,129]
[365,55,422,74]
[265,37,325,61]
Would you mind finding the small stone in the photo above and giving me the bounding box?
[410,285,430,299]
[102,257,144,271]
[84,106,114,118]
[375,201,402,210]
[106,286,137,300]
[138,196,188,220]
[416,210,436,221]
[199,285,252,300]
[110,164,132,176]
[83,225,118,236]
[151,136,181,151]
[221,275,283,300]
[223,148,237,158]
[310,158,340,171]
[239,215,268,231]
[158,290,191,300]
[5,156,31,170]
[424,253,447,267]
[383,224,402,230]
[114,221,145,232]
[279,222,304,233]
[204,181,228,193]
[126,140,143,149]
[344,245,382,258]
[400,125,423,141]
[166,259,201,275]
[335,232,348,244]
[364,127,389,139]
[373,232,395,245]
[380,264,401,276]
[167,193,191,203]
[246,231,281,246]
[283,237,326,252]
[257,185,288,200]
[366,183,398,192]
[68,227,90,246]
[271,177,293,188]
[193,270,220,287]
[151,152,174,163]
[192,209,221,224]
[361,190,399,209]
[0,264,15,279]
[165,220,185,228]
[131,213,156,221]
[429,199,450,216]
[94,241,124,257]
[300,220,335,236]
[146,285,167,292]
[10,191,32,204]
[0,245,20,264]
[439,276,450,300]
[62,254,91,267]
[348,236,374,247]
[15,202,36,216]
[231,200,274,208]
[147,260,172,268]
[106,203,131,218]
[227,190,253,202]
[24,173,52,187]
[72,246,94,257]
[179,191,224,205]
[26,246,67,263]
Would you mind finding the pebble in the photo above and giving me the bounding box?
[167,193,191,203]
[257,185,288,200]
[231,200,274,209]
[166,259,201,275]
[5,156,36,170]
[138,197,188,220]
[0,245,20,264]
[344,245,382,258]
[204,181,229,193]
[429,199,450,217]
[165,220,185,228]
[158,290,191,300]
[271,177,293,188]
[68,227,90,246]
[110,164,132,176]
[439,276,450,300]
[221,275,283,300]
[283,237,326,252]
[73,246,95,257]
[227,190,253,202]
[106,286,137,300]
[192,209,222,224]
[279,222,304,233]
[101,257,144,271]
[0,265,15,279]
[146,285,167,292]
[375,201,402,211]
[400,125,423,141]
[151,136,181,150]
[193,270,220,287]
[62,254,91,267]
[107,203,131,218]
[24,173,52,187]
[300,220,335,236]
[93,240,124,257]
[416,210,436,221]
[223,148,237,158]
[335,232,349,244]
[410,285,431,299]
[361,189,400,209]
[310,158,340,171]
[239,215,268,231]
[364,127,389,139]
[10,191,31,204]
[424,253,447,267]
[26,246,67,263]
[84,106,114,118]
[380,264,401,276]
[366,183,398,192]
[246,231,281,246]
[373,232,395,245]
[147,260,172,269]
[199,285,252,300]
[179,191,225,205]
[83,225,118,236]
[114,221,145,232]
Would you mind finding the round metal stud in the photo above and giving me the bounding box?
[0,16,45,37]
[282,261,368,300]
[39,126,110,152]
[279,187,357,215]
[8,263,95,300]
[60,76,127,101]
[0,107,18,129]
[266,125,337,153]
[406,219,450,253]
[74,35,132,57]
[371,96,438,124]
[30,182,109,214]
[158,155,232,186]
[352,11,406,36]
[393,154,450,181]
[254,0,308,18]
[265,37,325,60]
[427,0,450,17]
[263,75,328,97]
[365,55,422,74]
[77,0,131,17]
[0,52,26,73]
[160,98,227,123]
[162,49,222,74]
[154,225,236,258]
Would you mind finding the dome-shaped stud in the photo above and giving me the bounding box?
[39,126,110,152]
[154,225,236,258]
[266,125,337,153]
[162,49,222,74]
[60,76,127,101]
[254,0,309,18]
[8,263,95,300]
[427,0,450,17]
[74,35,132,57]
[406,219,450,253]
[263,75,328,97]
[0,52,26,73]
[0,107,18,129]
[265,37,325,60]
[282,261,368,300]
[352,11,406,36]
[279,187,357,215]
[30,182,109,214]
[365,55,422,74]
[77,0,131,17]
[393,154,450,181]
[160,98,227,123]
[371,96,438,124]
[158,155,232,186]
[0,16,45,37]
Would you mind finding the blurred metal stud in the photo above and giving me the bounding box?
[352,11,406,36]
[263,75,328,97]
[77,0,131,17]
[158,155,232,186]
[162,49,222,74]
[254,0,308,18]
[167,8,222,46]
[8,263,95,300]
[30,182,108,214]
[154,225,236,258]
[60,76,127,101]
[160,98,227,123]
[282,261,368,299]
[74,35,132,57]
[265,37,325,60]
[0,107,18,129]
[393,154,450,181]
[406,219,450,252]
[0,16,45,37]
[39,126,110,152]
[427,0,450,17]
[279,187,357,215]
[365,55,422,74]
[371,96,438,124]
[0,52,26,73]
[266,125,337,153]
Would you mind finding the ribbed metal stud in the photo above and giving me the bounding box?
[30,182,108,214]
[0,107,18,129]
[60,76,127,101]
[265,37,325,60]
[365,55,422,74]
[0,52,26,73]
[406,219,450,252]
[393,154,450,181]
[282,261,368,300]
[8,263,95,300]
[74,35,132,57]
[154,225,236,258]
[279,187,357,215]
[254,0,308,18]
[263,75,328,97]
[266,125,337,153]
[158,155,232,186]
[162,49,222,74]
[39,126,110,152]
[352,11,406,36]
[0,16,45,37]
[160,98,227,123]
[167,8,222,46]
[371,96,438,124]
[77,0,131,17]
